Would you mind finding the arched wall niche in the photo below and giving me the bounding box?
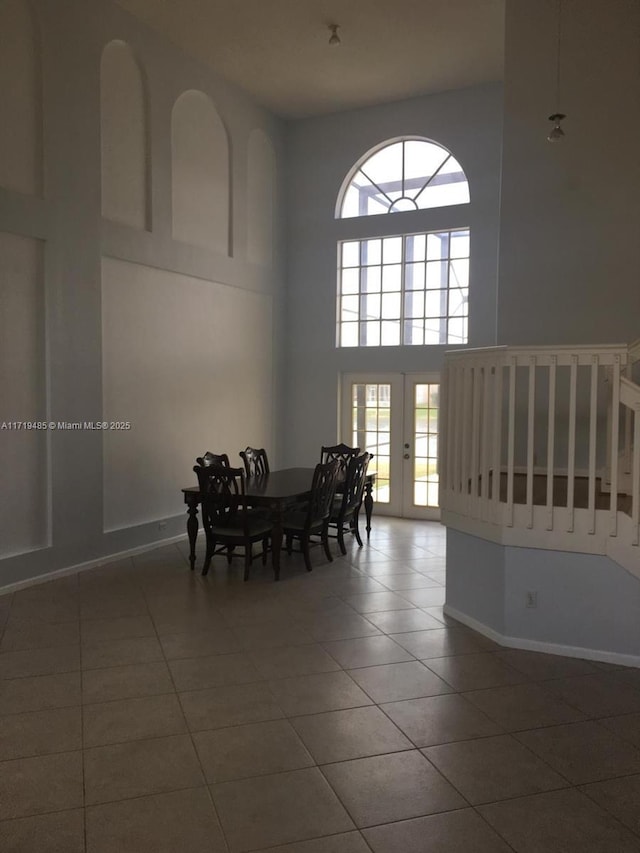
[247,128,276,266]
[100,39,150,229]
[171,89,230,254]
[0,0,42,196]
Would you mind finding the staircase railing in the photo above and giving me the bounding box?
[440,342,640,574]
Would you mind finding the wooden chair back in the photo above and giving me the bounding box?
[239,447,270,477]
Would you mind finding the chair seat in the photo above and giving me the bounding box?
[209,517,272,539]
[282,510,324,533]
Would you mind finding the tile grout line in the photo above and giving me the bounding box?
[75,570,89,853]
[139,560,234,853]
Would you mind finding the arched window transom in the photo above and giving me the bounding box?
[339,138,469,219]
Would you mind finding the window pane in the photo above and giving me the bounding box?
[414,154,470,209]
[383,236,402,264]
[404,319,424,345]
[363,239,381,265]
[364,321,380,346]
[382,264,402,292]
[405,291,424,318]
[406,233,426,261]
[425,290,445,317]
[362,293,381,320]
[426,261,447,289]
[362,266,381,293]
[403,140,449,187]
[341,295,359,322]
[450,230,470,258]
[449,287,468,317]
[415,407,429,432]
[414,482,428,506]
[341,268,359,294]
[381,292,401,319]
[415,460,428,480]
[380,320,400,345]
[424,326,442,345]
[342,241,360,266]
[415,385,429,406]
[405,262,425,290]
[448,317,467,344]
[341,323,358,347]
[341,186,361,218]
[367,194,391,215]
[427,233,448,260]
[361,142,403,190]
[450,258,469,288]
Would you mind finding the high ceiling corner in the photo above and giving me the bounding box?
[115,0,505,118]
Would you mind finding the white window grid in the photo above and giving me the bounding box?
[337,229,469,348]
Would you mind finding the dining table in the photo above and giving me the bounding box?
[181,467,376,579]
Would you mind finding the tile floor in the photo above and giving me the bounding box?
[1,518,640,852]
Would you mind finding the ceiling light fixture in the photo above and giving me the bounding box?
[547,0,566,141]
[548,113,566,141]
[328,24,341,46]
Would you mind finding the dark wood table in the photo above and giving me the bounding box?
[182,467,376,579]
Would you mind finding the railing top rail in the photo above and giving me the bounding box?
[628,338,640,363]
[445,343,629,364]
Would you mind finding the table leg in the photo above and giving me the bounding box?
[363,481,374,541]
[185,495,199,571]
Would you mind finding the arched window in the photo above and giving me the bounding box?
[336,137,470,347]
[338,138,469,219]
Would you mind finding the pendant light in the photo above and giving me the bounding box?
[328,24,341,46]
[547,0,567,142]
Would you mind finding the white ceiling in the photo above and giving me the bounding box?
[116,0,505,118]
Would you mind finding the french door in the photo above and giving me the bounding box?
[341,372,441,519]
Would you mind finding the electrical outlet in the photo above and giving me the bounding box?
[525,590,537,609]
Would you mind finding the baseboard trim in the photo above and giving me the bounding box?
[0,534,188,596]
[443,603,640,669]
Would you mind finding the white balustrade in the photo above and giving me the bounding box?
[440,342,640,578]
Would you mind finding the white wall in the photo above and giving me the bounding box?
[0,0,285,588]
[284,84,503,466]
[498,0,640,346]
[0,0,42,196]
[447,529,640,662]
[100,39,149,229]
[102,258,273,531]
[0,232,47,557]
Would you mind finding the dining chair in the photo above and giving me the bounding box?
[196,451,230,468]
[193,463,273,581]
[329,451,371,554]
[283,460,341,572]
[239,447,269,477]
[320,443,360,479]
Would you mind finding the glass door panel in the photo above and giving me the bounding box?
[404,377,440,519]
[341,373,439,518]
